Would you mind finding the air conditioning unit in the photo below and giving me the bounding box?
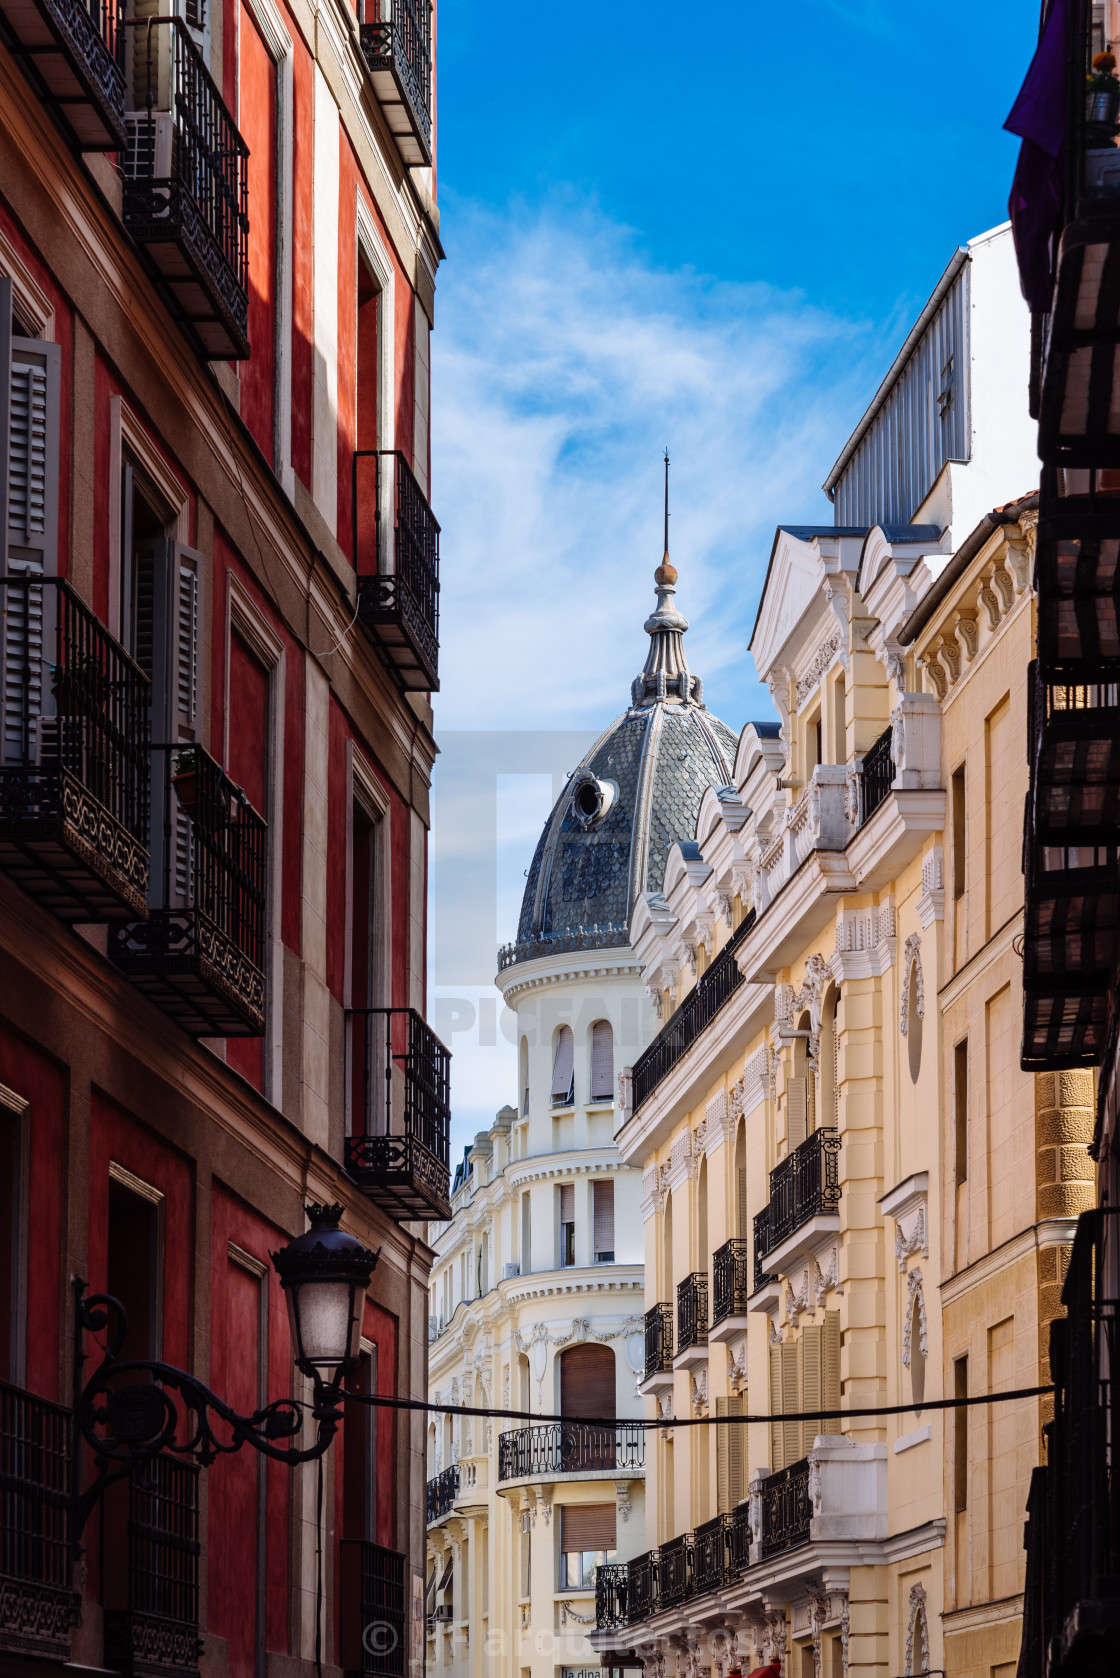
[432,1604,453,1623]
[124,112,175,193]
[502,1262,520,1280]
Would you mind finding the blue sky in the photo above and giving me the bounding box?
[427,0,1035,1142]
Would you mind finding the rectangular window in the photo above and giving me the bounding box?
[592,1180,614,1263]
[559,1503,616,1588]
[551,1029,575,1106]
[521,1192,532,1275]
[559,1183,575,1267]
[348,797,381,1132]
[953,1355,969,1511]
[107,1170,163,1364]
[519,1526,531,1597]
[716,1394,745,1512]
[952,764,967,899]
[0,1093,26,1384]
[344,1345,379,1542]
[954,1040,969,1185]
[354,254,380,575]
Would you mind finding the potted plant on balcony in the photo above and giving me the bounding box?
[171,746,200,813]
[1088,51,1120,134]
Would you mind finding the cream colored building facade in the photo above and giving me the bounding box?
[590,232,1090,1678]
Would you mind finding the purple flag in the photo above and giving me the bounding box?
[1003,0,1071,312]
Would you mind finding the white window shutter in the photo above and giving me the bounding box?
[592,1179,614,1260]
[786,1077,807,1150]
[4,330,61,579]
[551,1026,574,1103]
[590,1020,613,1100]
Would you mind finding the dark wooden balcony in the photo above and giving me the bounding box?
[354,450,440,691]
[426,1465,458,1523]
[757,1127,842,1266]
[103,1453,201,1678]
[643,1301,673,1381]
[759,1458,811,1559]
[0,575,150,922]
[122,19,249,360]
[0,1378,79,1664]
[345,1007,452,1220]
[631,909,755,1113]
[1017,1207,1120,1678]
[339,1539,407,1678]
[676,1271,708,1356]
[0,0,126,148]
[110,745,266,1036]
[657,1533,693,1610]
[359,0,432,166]
[712,1237,752,1324]
[496,1422,644,1483]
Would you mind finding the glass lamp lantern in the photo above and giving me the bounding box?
[272,1203,379,1393]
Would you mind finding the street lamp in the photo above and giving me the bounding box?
[272,1201,380,1395]
[72,1201,378,1546]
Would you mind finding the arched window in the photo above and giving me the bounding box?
[663,1188,674,1298]
[789,1012,814,1147]
[551,1026,574,1106]
[820,985,840,1130]
[520,1036,530,1115]
[560,1342,616,1470]
[698,1155,708,1270]
[590,1020,614,1101]
[734,1121,747,1237]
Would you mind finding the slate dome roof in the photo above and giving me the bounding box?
[498,550,738,973]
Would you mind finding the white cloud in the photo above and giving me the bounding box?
[430,192,887,735]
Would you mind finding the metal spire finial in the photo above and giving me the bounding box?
[664,447,670,561]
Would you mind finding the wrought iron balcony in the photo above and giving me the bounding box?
[629,1547,660,1621]
[1018,1207,1120,1678]
[354,450,440,691]
[643,1301,673,1381]
[693,1512,733,1594]
[110,745,267,1036]
[345,1007,452,1220]
[712,1237,752,1324]
[426,1465,458,1524]
[595,1562,630,1633]
[122,19,249,359]
[657,1533,693,1610]
[759,1126,842,1262]
[0,1379,79,1664]
[730,1499,752,1573]
[102,1453,202,1677]
[359,0,432,166]
[340,1539,407,1678]
[0,0,126,147]
[631,909,755,1113]
[496,1422,644,1483]
[676,1271,708,1356]
[859,724,894,823]
[0,575,150,922]
[753,1207,777,1292]
[758,1458,811,1559]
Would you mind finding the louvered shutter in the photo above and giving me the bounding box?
[737,1163,748,1239]
[559,1182,574,1226]
[781,1340,801,1470]
[551,1027,574,1103]
[592,1180,614,1261]
[143,541,204,906]
[728,1393,745,1507]
[801,1325,822,1459]
[769,1342,783,1470]
[171,544,204,737]
[590,1020,613,1100]
[560,1344,614,1419]
[5,333,61,577]
[786,1078,807,1150]
[560,1503,615,1554]
[716,1395,730,1511]
[821,1310,841,1436]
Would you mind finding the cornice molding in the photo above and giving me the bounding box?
[937,910,1023,1011]
[940,1219,1078,1306]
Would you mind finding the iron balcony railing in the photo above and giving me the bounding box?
[730,1499,752,1573]
[103,1454,202,1673]
[110,743,267,1035]
[859,725,894,824]
[676,1271,708,1355]
[0,1378,78,1662]
[658,1532,693,1609]
[762,1126,842,1258]
[595,1562,629,1633]
[358,0,432,165]
[1018,1207,1120,1678]
[629,1548,660,1620]
[122,18,249,359]
[753,1206,777,1292]
[759,1458,812,1558]
[345,1007,452,1220]
[426,1466,458,1524]
[643,1301,673,1380]
[0,574,151,921]
[0,0,127,149]
[496,1422,644,1483]
[693,1512,733,1594]
[712,1237,752,1324]
[340,1539,407,1678]
[354,450,441,691]
[631,911,755,1114]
